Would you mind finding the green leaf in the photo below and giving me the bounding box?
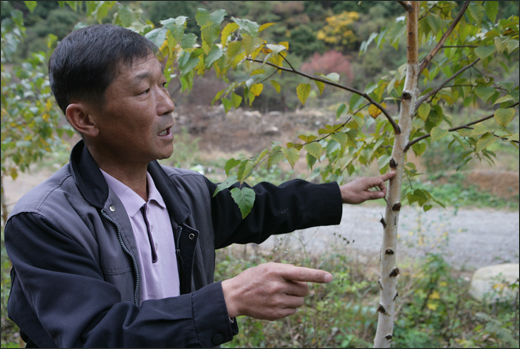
[474,45,495,60]
[417,103,431,121]
[145,27,168,47]
[250,83,263,97]
[431,127,449,142]
[493,95,515,105]
[24,1,37,12]
[231,91,242,108]
[331,132,348,148]
[196,8,226,28]
[484,1,498,23]
[508,133,519,142]
[296,83,312,106]
[304,143,323,160]
[352,113,365,128]
[412,142,427,156]
[471,123,489,136]
[494,37,505,54]
[314,80,325,97]
[221,98,232,113]
[458,128,473,137]
[237,160,255,181]
[336,103,347,119]
[281,147,300,168]
[468,2,485,25]
[349,94,363,113]
[225,158,241,176]
[161,16,187,43]
[270,80,281,93]
[476,133,497,152]
[213,175,238,196]
[494,108,516,128]
[230,187,256,219]
[267,147,285,168]
[232,17,260,37]
[180,33,198,50]
[205,45,223,68]
[475,86,495,103]
[506,39,519,54]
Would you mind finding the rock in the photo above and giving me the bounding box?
[268,111,281,116]
[244,111,262,118]
[469,263,519,302]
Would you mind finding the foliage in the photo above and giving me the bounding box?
[213,241,519,348]
[301,50,354,85]
[1,5,74,223]
[317,11,360,50]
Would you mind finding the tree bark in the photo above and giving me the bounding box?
[373,2,419,347]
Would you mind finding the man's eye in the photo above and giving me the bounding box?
[141,88,150,94]
[162,82,168,88]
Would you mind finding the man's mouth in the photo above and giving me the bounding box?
[159,127,171,136]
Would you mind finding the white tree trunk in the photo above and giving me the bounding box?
[373,2,419,347]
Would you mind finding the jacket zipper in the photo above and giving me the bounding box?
[101,209,140,306]
[176,226,183,256]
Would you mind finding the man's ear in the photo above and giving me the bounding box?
[65,103,99,138]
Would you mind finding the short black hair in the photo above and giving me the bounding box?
[48,24,158,114]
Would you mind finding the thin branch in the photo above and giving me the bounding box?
[442,45,478,48]
[419,1,471,74]
[257,68,280,84]
[397,1,413,12]
[404,102,520,152]
[250,58,400,133]
[415,58,480,110]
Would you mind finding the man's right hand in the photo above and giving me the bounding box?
[221,262,333,321]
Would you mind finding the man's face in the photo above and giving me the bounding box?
[90,53,175,166]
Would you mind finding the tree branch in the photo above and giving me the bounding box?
[404,102,520,152]
[419,1,471,74]
[251,58,400,134]
[415,58,480,111]
[397,1,413,12]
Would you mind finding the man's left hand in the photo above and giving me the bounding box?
[340,171,396,204]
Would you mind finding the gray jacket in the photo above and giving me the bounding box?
[6,140,343,347]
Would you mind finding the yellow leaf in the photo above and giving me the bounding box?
[426,302,438,311]
[261,46,272,54]
[45,99,53,111]
[278,41,289,50]
[259,22,275,33]
[250,83,263,97]
[430,290,440,300]
[297,83,311,106]
[42,113,50,122]
[368,102,386,119]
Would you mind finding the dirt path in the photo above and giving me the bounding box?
[4,170,519,270]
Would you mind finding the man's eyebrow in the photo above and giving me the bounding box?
[132,67,165,82]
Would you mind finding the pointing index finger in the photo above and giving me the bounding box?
[279,265,333,284]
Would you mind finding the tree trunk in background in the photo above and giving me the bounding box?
[373,2,419,347]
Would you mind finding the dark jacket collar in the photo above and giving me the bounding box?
[70,140,190,223]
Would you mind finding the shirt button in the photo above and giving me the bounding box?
[109,205,116,212]
[189,233,195,240]
[212,333,224,346]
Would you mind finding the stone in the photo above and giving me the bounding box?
[469,263,519,302]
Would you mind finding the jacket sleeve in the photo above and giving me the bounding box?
[205,179,343,249]
[5,212,236,348]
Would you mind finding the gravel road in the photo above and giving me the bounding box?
[260,205,519,270]
[4,172,518,270]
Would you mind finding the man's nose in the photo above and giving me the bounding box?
[156,86,175,116]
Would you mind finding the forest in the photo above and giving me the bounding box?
[1,1,519,347]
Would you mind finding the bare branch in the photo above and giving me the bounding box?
[397,1,413,12]
[415,58,480,111]
[419,1,471,74]
[250,58,400,134]
[404,102,520,152]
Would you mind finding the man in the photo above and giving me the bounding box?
[5,24,395,347]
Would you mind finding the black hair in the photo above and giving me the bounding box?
[48,24,158,114]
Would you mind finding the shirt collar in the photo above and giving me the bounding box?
[100,170,166,218]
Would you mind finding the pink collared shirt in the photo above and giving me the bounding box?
[101,169,180,303]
